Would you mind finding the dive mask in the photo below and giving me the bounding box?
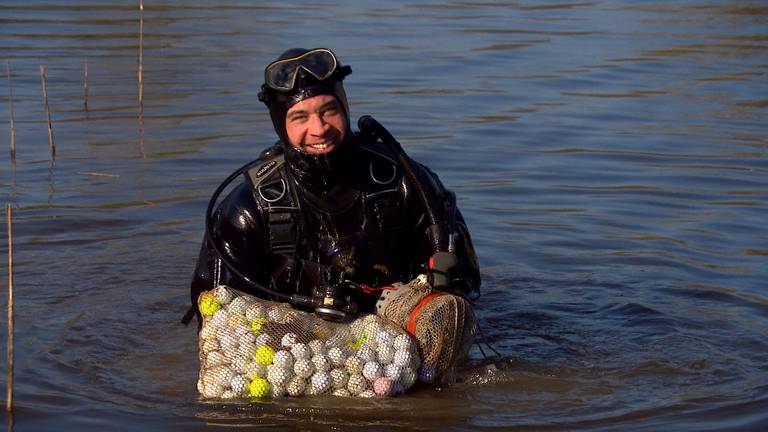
[264,48,351,92]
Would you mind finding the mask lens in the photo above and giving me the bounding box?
[265,49,337,91]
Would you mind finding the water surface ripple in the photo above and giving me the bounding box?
[0,1,766,431]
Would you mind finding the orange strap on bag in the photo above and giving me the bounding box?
[406,292,445,336]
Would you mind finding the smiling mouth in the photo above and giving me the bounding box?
[304,142,336,154]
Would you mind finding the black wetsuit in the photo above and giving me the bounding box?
[189,134,480,323]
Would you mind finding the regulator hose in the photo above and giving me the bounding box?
[357,115,458,289]
[203,159,311,307]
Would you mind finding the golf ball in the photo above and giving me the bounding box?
[345,356,363,375]
[330,368,348,390]
[228,296,249,316]
[245,303,265,320]
[294,358,315,379]
[327,347,346,367]
[230,374,248,395]
[347,374,368,395]
[266,364,292,387]
[199,292,221,317]
[248,377,270,398]
[286,376,306,397]
[393,334,412,351]
[312,354,331,373]
[281,332,299,348]
[373,377,393,396]
[309,371,331,395]
[212,285,234,304]
[332,388,351,397]
[291,343,311,360]
[362,361,383,381]
[255,345,275,366]
[273,350,294,369]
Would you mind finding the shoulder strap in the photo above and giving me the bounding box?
[245,154,299,256]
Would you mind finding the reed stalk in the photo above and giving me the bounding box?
[6,61,15,165]
[138,0,144,106]
[5,204,14,413]
[39,65,55,163]
[83,58,89,112]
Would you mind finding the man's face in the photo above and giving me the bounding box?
[285,94,347,155]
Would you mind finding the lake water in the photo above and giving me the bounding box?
[1,1,767,431]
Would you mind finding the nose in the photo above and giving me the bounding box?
[307,114,329,136]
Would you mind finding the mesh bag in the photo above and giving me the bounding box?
[376,274,477,384]
[196,285,422,400]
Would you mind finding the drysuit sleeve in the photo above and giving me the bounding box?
[403,163,481,301]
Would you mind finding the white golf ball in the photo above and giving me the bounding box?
[202,380,225,398]
[267,306,285,322]
[205,350,226,368]
[231,354,249,373]
[266,364,292,387]
[270,384,286,398]
[375,330,395,347]
[330,368,349,390]
[332,388,351,397]
[273,350,294,369]
[238,341,257,358]
[309,371,332,394]
[254,334,273,347]
[347,374,368,395]
[291,343,311,360]
[281,332,299,348]
[308,339,325,356]
[213,285,234,304]
[245,303,265,320]
[211,309,229,328]
[359,390,376,398]
[202,338,219,354]
[384,364,404,383]
[392,349,413,367]
[228,296,249,316]
[377,345,394,365]
[199,323,218,340]
[356,347,376,363]
[345,356,363,375]
[209,365,235,388]
[294,358,315,379]
[235,326,254,341]
[312,354,331,373]
[362,361,383,381]
[286,376,307,397]
[244,360,267,379]
[230,374,248,395]
[327,347,348,367]
[393,334,412,351]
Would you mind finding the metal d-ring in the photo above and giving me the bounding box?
[370,162,396,185]
[258,178,287,203]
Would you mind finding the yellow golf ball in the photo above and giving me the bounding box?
[248,377,270,398]
[199,293,221,317]
[255,345,275,366]
[250,317,267,334]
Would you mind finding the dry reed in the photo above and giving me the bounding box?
[39,65,56,163]
[5,204,14,413]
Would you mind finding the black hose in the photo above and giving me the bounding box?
[204,159,307,305]
[357,115,447,253]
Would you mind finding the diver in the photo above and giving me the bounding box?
[188,48,480,329]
